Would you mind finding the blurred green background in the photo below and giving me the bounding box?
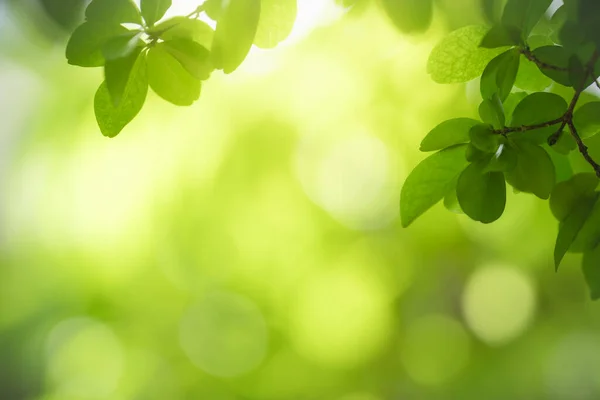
[1,0,599,399]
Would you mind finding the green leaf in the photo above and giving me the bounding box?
[478,95,505,129]
[163,39,212,80]
[141,0,171,26]
[85,0,142,25]
[400,144,469,227]
[380,0,433,34]
[465,143,489,162]
[574,102,600,139]
[555,197,596,270]
[470,124,501,152]
[419,118,479,152]
[105,46,143,106]
[211,0,261,74]
[204,0,225,20]
[66,22,128,67]
[502,0,552,39]
[152,17,214,49]
[480,24,521,48]
[503,91,528,125]
[456,161,506,223]
[254,0,297,49]
[583,244,600,300]
[514,35,555,91]
[94,51,148,137]
[102,30,142,61]
[480,48,520,102]
[427,25,508,84]
[485,143,518,172]
[147,44,201,106]
[443,184,463,214]
[550,173,599,220]
[505,141,555,199]
[531,45,571,86]
[510,92,567,144]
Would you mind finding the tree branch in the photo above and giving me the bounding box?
[519,46,568,72]
[493,117,563,135]
[568,121,600,177]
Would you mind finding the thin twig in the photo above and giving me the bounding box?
[493,117,564,135]
[568,121,600,177]
[520,47,568,72]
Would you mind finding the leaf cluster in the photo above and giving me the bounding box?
[66,0,297,137]
[401,0,600,299]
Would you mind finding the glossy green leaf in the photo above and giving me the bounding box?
[478,95,505,129]
[457,161,506,223]
[66,22,128,67]
[550,173,599,220]
[583,244,600,300]
[574,102,600,139]
[254,0,297,49]
[555,196,597,270]
[141,0,171,26]
[105,46,143,106]
[510,92,567,144]
[211,0,261,74]
[470,124,501,152]
[502,0,552,38]
[531,45,571,86]
[102,30,142,61]
[427,25,508,84]
[95,52,148,137]
[400,144,469,227]
[380,0,433,34]
[505,142,555,199]
[163,39,212,80]
[147,44,201,106]
[420,118,479,152]
[152,17,214,49]
[480,48,520,102]
[85,0,142,25]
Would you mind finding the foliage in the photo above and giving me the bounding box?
[401,0,600,299]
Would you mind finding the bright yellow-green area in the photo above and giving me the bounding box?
[0,0,599,399]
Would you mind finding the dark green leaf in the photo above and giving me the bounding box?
[427,25,508,84]
[550,173,599,220]
[420,118,479,152]
[571,195,600,252]
[211,0,261,74]
[574,102,600,139]
[503,91,528,125]
[480,24,521,48]
[505,141,555,199]
[147,44,201,106]
[152,17,214,49]
[95,51,148,137]
[66,22,128,67]
[400,144,469,227]
[583,244,600,300]
[457,161,506,223]
[478,95,505,129]
[163,39,212,80]
[510,92,567,144]
[380,0,433,34]
[555,197,596,270]
[531,45,571,86]
[470,124,501,152]
[501,0,552,39]
[85,0,142,25]
[485,143,518,172]
[465,143,490,162]
[480,48,520,101]
[254,0,297,49]
[105,46,142,106]
[141,0,171,27]
[102,30,142,61]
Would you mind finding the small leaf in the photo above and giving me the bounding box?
[583,244,600,300]
[102,30,142,61]
[427,25,508,84]
[555,196,597,270]
[470,124,501,152]
[147,44,201,106]
[85,0,142,25]
[152,17,214,49]
[211,0,261,74]
[457,161,506,223]
[163,39,212,80]
[478,95,505,129]
[505,141,555,199]
[95,51,148,137]
[510,92,567,144]
[105,46,143,106]
[550,173,599,220]
[419,118,479,152]
[66,22,128,67]
[380,0,433,34]
[480,48,520,102]
[141,0,171,27]
[574,102,600,139]
[400,144,469,227]
[254,0,297,49]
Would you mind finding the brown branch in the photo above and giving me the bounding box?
[568,121,600,177]
[493,117,563,135]
[520,47,568,72]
